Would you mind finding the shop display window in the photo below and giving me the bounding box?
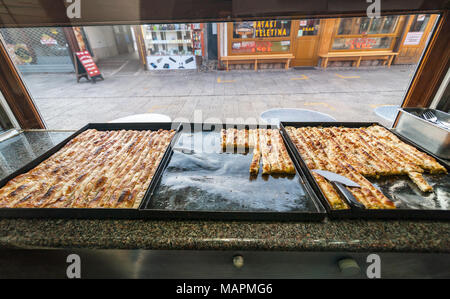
[231,40,290,54]
[233,20,291,39]
[230,20,292,55]
[332,16,400,51]
[332,37,393,50]
[144,24,194,56]
[336,16,399,35]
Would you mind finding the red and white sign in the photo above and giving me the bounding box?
[75,51,101,77]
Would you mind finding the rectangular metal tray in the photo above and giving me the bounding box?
[396,108,450,160]
[280,122,450,220]
[0,122,180,219]
[140,123,326,221]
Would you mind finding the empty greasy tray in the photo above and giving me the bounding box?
[142,123,326,221]
[0,123,180,219]
[280,122,450,220]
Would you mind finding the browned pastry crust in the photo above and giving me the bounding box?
[221,128,295,176]
[285,125,447,210]
[0,129,175,209]
[249,129,261,175]
[312,172,349,210]
[259,129,273,175]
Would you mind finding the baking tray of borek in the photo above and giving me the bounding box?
[280,122,450,220]
[0,122,180,219]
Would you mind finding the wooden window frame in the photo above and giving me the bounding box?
[0,36,44,129]
[394,10,450,125]
[227,21,294,56]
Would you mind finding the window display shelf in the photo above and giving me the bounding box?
[142,23,200,70]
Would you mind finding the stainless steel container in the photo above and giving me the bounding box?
[395,108,450,160]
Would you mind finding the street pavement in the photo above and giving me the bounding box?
[21,64,417,129]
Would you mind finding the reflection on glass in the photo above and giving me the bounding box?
[338,16,399,36]
[382,16,399,33]
[332,37,393,50]
[359,18,371,34]
[337,18,353,35]
[410,15,430,32]
[0,104,13,133]
[232,40,290,54]
[369,18,383,34]
[298,19,320,36]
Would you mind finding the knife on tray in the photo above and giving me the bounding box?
[311,169,365,209]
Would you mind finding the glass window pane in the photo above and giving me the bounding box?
[332,37,393,50]
[0,27,73,73]
[381,16,399,33]
[337,18,353,35]
[144,24,194,56]
[232,40,290,54]
[359,18,371,34]
[410,15,430,32]
[0,14,439,131]
[368,18,383,34]
[233,21,256,39]
[298,19,320,36]
[0,98,14,133]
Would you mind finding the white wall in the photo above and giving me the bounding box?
[83,26,119,61]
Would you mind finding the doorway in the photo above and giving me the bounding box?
[292,19,321,67]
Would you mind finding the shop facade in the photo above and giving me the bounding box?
[140,23,205,70]
[0,27,74,73]
[218,14,439,69]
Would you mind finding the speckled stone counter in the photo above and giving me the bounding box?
[0,131,449,253]
[1,218,449,252]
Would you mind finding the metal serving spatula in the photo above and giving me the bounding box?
[311,169,365,209]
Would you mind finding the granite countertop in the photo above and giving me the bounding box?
[0,131,449,253]
[1,218,449,252]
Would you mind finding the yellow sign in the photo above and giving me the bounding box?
[254,21,288,38]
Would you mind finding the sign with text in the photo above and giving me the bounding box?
[346,37,377,49]
[234,20,291,39]
[254,20,290,38]
[75,51,101,77]
[403,32,423,45]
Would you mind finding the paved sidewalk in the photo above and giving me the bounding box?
[22,65,417,129]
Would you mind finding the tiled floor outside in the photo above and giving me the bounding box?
[21,58,417,129]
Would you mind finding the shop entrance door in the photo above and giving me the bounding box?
[292,19,321,67]
[396,14,438,64]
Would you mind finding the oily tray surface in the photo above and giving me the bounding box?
[148,131,320,214]
[369,173,449,210]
